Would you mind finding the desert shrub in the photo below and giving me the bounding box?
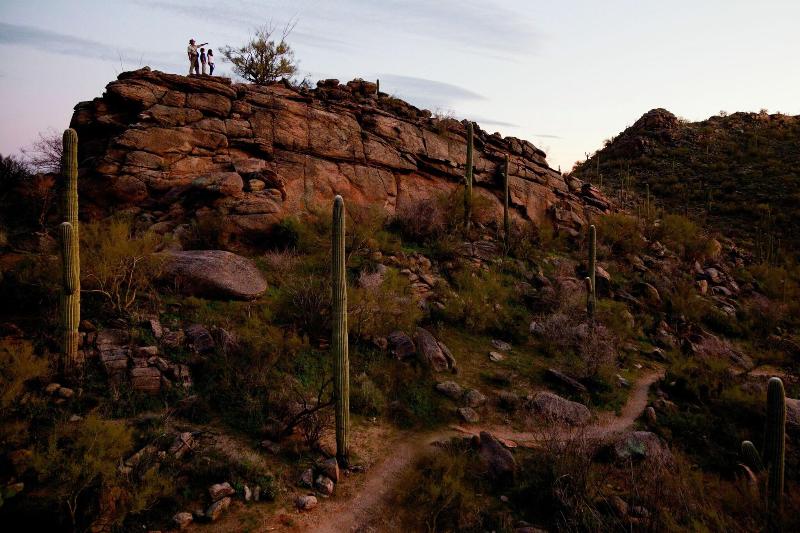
[391,196,448,243]
[0,340,49,414]
[657,213,716,259]
[349,268,422,340]
[350,372,386,417]
[184,211,227,249]
[596,213,645,254]
[595,299,636,340]
[81,218,164,315]
[259,248,301,286]
[397,439,499,532]
[440,267,526,338]
[31,415,134,529]
[383,363,446,428]
[277,274,330,336]
[270,216,301,249]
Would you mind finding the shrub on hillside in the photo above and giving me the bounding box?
[596,213,645,255]
[657,214,717,259]
[81,218,164,315]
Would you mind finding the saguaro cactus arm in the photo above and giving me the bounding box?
[332,195,350,466]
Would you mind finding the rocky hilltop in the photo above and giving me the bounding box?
[71,68,608,245]
[572,107,800,255]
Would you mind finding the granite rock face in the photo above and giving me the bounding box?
[71,68,609,246]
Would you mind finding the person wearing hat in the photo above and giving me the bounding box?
[187,38,207,76]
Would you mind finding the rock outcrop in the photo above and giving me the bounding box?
[71,68,608,246]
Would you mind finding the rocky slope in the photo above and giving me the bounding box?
[70,68,608,246]
[572,108,800,255]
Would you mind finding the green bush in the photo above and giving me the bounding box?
[657,214,717,259]
[350,372,386,417]
[596,213,645,254]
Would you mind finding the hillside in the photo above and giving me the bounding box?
[571,108,800,259]
[1,72,799,533]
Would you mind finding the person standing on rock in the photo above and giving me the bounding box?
[187,38,207,76]
[200,47,208,75]
[207,49,215,76]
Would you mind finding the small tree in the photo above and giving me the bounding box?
[222,23,298,84]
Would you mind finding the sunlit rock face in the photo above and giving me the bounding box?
[71,67,608,246]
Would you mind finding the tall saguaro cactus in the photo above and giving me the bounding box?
[740,377,786,532]
[331,195,350,466]
[503,155,510,249]
[60,128,81,369]
[464,122,474,232]
[588,224,596,297]
[765,377,786,529]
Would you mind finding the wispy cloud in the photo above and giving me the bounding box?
[531,133,562,139]
[0,22,181,69]
[376,73,485,113]
[132,0,537,56]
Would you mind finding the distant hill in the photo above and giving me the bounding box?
[571,108,800,260]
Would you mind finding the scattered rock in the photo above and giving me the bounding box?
[320,457,340,483]
[457,407,480,424]
[295,495,318,511]
[184,324,215,353]
[209,482,234,501]
[435,381,463,400]
[387,331,416,360]
[205,496,231,521]
[489,351,506,362]
[463,389,487,408]
[45,383,61,394]
[130,366,161,394]
[645,406,657,425]
[243,484,252,502]
[173,512,193,530]
[491,339,512,351]
[315,475,334,496]
[168,432,195,459]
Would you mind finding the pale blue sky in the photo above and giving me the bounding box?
[1,0,799,171]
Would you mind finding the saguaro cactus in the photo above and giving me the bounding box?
[464,122,474,231]
[588,224,596,300]
[331,195,350,466]
[765,377,786,528]
[503,155,510,249]
[740,377,786,532]
[60,128,81,368]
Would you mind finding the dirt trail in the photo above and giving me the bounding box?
[307,368,664,533]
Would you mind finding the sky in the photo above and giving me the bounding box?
[1,0,799,172]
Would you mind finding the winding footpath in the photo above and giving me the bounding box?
[307,368,665,533]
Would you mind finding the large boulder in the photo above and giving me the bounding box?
[160,250,267,300]
[527,391,591,426]
[414,327,457,372]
